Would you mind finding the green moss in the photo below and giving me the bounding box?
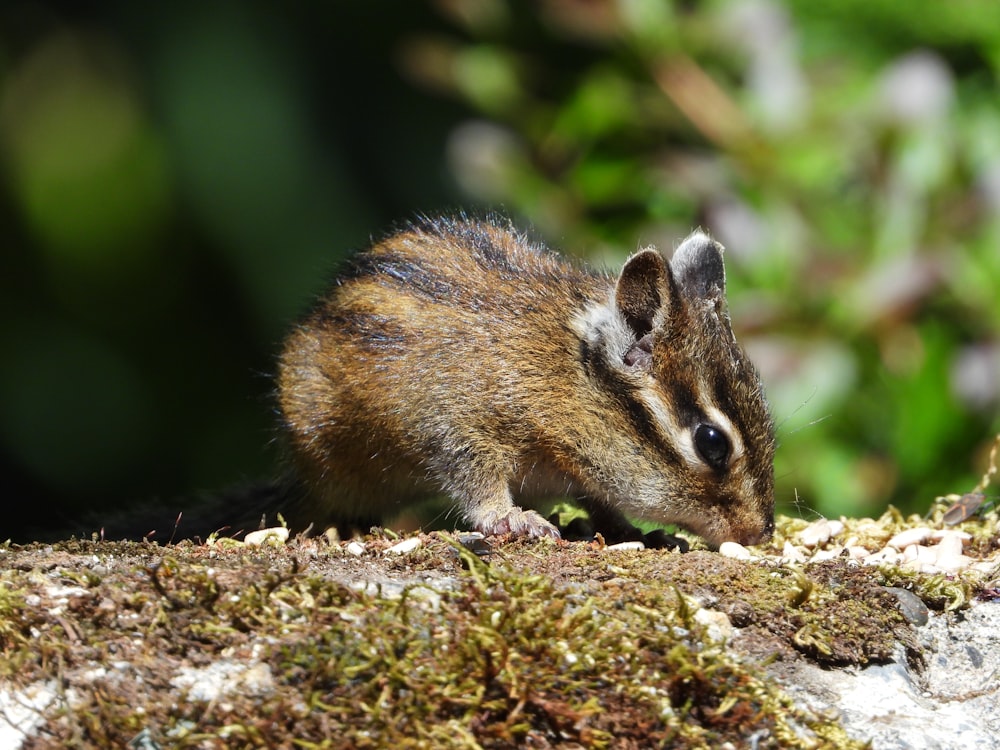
[0,569,71,681]
[11,524,990,747]
[0,575,32,666]
[874,566,976,612]
[267,548,863,748]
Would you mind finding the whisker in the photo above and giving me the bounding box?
[786,487,821,521]
[784,413,832,436]
[775,386,819,432]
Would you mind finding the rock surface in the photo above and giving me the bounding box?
[774,600,1000,749]
[0,509,997,748]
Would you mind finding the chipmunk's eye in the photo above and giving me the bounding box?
[694,423,730,469]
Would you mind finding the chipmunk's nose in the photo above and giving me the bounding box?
[740,517,775,547]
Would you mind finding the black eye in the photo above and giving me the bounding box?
[694,424,730,469]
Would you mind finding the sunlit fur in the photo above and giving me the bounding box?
[277,216,775,546]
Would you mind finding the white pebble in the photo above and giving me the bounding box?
[846,546,872,560]
[346,541,366,556]
[781,541,807,563]
[902,544,937,565]
[385,537,422,555]
[719,541,752,560]
[799,519,844,548]
[929,529,971,543]
[934,553,973,573]
[898,540,967,574]
[243,527,289,546]
[810,546,844,562]
[888,527,932,550]
[693,608,734,642]
[935,534,965,558]
[862,547,901,566]
[605,541,645,552]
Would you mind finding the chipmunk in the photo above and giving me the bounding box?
[277,215,775,547]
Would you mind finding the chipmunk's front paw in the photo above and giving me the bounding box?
[477,507,561,540]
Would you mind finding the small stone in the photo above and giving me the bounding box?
[934,553,973,573]
[900,543,945,573]
[888,527,932,550]
[719,541,752,560]
[605,541,645,552]
[385,537,422,555]
[929,529,971,543]
[458,533,493,557]
[934,534,965,558]
[846,546,871,560]
[811,545,847,562]
[799,519,843,548]
[782,541,806,563]
[902,544,937,565]
[884,587,929,626]
[724,599,755,628]
[346,541,366,556]
[693,608,734,642]
[862,547,901,566]
[243,527,289,546]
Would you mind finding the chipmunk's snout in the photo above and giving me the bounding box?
[741,516,775,547]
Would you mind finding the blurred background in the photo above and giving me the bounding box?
[1,0,998,541]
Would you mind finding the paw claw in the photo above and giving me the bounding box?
[477,508,561,539]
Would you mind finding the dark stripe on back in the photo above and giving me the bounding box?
[320,312,411,352]
[459,225,524,276]
[406,214,525,274]
[339,250,460,302]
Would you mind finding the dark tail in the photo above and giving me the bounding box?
[31,476,308,544]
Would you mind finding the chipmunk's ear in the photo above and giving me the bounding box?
[670,231,726,302]
[614,248,670,339]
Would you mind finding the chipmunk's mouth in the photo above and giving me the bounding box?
[682,514,774,550]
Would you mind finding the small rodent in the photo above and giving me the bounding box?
[277,215,775,547]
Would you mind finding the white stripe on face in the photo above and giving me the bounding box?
[635,386,744,473]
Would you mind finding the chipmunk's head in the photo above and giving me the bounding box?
[577,231,775,547]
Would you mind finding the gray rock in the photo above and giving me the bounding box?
[768,600,1000,749]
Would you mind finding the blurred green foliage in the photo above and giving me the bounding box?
[1,0,997,539]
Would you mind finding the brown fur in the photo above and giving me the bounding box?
[277,216,775,546]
